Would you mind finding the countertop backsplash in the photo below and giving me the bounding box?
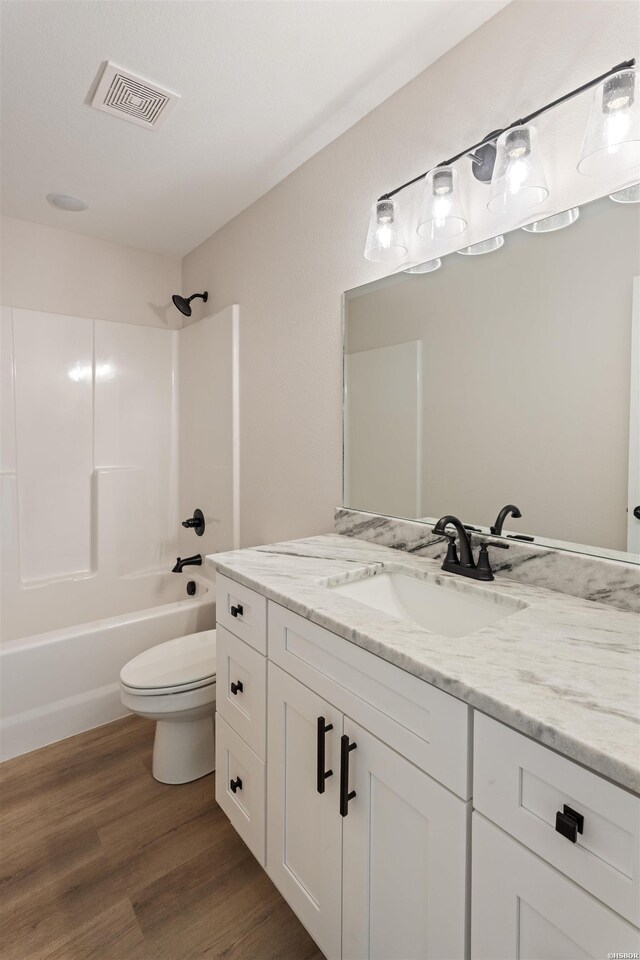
[335,508,640,614]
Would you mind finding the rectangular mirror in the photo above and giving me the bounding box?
[343,194,640,563]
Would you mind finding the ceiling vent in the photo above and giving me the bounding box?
[90,62,180,129]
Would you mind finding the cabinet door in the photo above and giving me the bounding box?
[342,719,469,960]
[267,662,343,960]
[472,813,640,960]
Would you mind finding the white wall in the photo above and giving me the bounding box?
[0,216,182,329]
[182,0,639,549]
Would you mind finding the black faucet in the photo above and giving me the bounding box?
[490,503,522,536]
[432,515,509,582]
[433,515,475,568]
[171,554,203,573]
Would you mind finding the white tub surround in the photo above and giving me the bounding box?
[336,507,640,614]
[209,535,639,959]
[207,534,639,793]
[1,304,238,758]
[1,305,239,643]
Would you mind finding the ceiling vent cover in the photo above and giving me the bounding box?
[91,62,180,129]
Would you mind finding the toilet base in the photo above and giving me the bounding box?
[152,713,216,784]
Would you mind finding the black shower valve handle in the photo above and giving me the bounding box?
[181,508,205,537]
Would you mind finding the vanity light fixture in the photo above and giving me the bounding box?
[609,182,640,203]
[578,68,639,176]
[364,198,409,262]
[487,125,549,215]
[522,207,580,232]
[403,258,442,274]
[417,167,468,240]
[456,235,504,256]
[364,58,635,262]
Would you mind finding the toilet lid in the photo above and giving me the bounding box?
[120,630,216,691]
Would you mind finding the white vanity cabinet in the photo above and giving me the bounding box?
[213,571,640,960]
[472,713,640,959]
[214,575,268,865]
[340,718,469,960]
[472,814,640,960]
[266,663,344,960]
[265,602,471,959]
[267,661,469,960]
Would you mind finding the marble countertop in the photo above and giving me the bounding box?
[207,535,640,794]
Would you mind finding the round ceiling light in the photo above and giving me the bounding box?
[46,193,88,212]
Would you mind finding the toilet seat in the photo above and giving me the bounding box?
[120,629,216,696]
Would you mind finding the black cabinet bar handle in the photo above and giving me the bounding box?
[555,804,584,843]
[230,776,242,794]
[230,603,244,618]
[339,733,357,816]
[230,680,243,695]
[316,716,334,794]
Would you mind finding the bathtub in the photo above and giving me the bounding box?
[0,570,215,761]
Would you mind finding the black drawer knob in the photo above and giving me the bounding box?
[230,680,244,696]
[230,776,242,794]
[230,604,244,618]
[555,804,584,843]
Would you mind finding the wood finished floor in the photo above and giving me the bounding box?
[0,716,325,960]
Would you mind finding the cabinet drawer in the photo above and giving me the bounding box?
[472,813,640,959]
[268,601,471,799]
[474,712,640,925]
[216,574,267,654]
[215,714,265,865]
[216,625,266,759]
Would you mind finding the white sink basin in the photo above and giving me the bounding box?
[328,571,525,638]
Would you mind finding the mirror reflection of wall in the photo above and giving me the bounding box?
[344,196,640,560]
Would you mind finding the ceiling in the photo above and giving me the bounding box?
[0,0,509,256]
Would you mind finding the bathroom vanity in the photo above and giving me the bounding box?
[208,536,640,960]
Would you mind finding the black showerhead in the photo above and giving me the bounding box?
[172,291,208,317]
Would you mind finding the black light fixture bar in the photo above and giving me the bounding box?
[379,58,636,201]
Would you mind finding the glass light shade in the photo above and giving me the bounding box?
[578,69,639,177]
[364,199,408,262]
[487,125,549,215]
[416,167,467,240]
[456,235,504,256]
[404,258,441,274]
[609,182,640,203]
[522,207,580,233]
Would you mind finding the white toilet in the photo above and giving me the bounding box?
[120,629,217,784]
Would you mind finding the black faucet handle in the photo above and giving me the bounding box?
[181,508,205,537]
[475,540,509,581]
[444,535,459,566]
